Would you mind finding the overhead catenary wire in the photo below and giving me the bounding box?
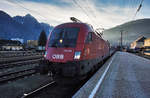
[7,0,144,29]
[7,0,49,22]
[15,0,47,21]
[79,0,105,32]
[72,0,94,23]
[84,0,104,29]
[125,0,136,21]
[119,0,144,47]
[132,0,144,20]
[72,0,104,29]
[118,0,137,47]
[121,0,144,24]
[8,0,100,28]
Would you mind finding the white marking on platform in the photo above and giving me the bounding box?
[88,55,115,98]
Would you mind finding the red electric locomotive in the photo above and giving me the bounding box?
[39,17,110,77]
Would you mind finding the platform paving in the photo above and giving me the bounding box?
[73,52,150,98]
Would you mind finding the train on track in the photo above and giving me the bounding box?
[37,17,110,77]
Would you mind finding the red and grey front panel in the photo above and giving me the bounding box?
[44,26,85,63]
[44,48,75,63]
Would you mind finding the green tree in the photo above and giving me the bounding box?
[38,30,47,49]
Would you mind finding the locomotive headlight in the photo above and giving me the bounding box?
[44,51,47,58]
[74,51,81,59]
[59,39,63,43]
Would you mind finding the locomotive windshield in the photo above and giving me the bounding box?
[48,27,79,47]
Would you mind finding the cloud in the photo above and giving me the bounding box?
[0,0,149,29]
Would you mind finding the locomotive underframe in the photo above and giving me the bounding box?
[38,53,109,77]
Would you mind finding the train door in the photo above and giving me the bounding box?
[84,32,95,59]
[92,33,98,58]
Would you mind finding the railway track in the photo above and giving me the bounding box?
[0,68,36,84]
[0,58,41,69]
[0,55,43,64]
[130,52,150,59]
[0,52,43,84]
[0,51,43,58]
[136,53,150,59]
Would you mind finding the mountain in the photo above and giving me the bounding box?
[0,10,53,43]
[103,19,150,46]
[0,10,29,40]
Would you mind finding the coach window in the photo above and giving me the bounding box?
[86,32,92,43]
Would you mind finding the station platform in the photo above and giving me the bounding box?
[73,52,150,98]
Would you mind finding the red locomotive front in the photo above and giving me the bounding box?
[44,23,86,63]
[40,22,110,77]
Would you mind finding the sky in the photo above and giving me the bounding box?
[0,0,150,29]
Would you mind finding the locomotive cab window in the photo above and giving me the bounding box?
[85,32,93,43]
[48,27,79,48]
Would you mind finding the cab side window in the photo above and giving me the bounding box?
[85,32,92,43]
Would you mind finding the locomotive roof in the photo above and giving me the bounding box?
[55,22,93,29]
[53,22,103,38]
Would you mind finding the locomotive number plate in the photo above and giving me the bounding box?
[52,54,64,59]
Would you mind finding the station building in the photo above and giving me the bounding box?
[0,39,23,51]
[130,36,146,49]
[27,40,38,49]
[144,38,150,55]
[144,38,150,47]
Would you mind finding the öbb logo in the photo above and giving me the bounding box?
[52,54,64,59]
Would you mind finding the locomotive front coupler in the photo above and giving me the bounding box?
[35,59,56,76]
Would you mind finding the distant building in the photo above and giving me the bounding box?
[27,40,38,49]
[144,38,150,55]
[130,36,146,49]
[144,38,150,47]
[0,39,23,50]
[2,45,23,51]
[11,38,24,43]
